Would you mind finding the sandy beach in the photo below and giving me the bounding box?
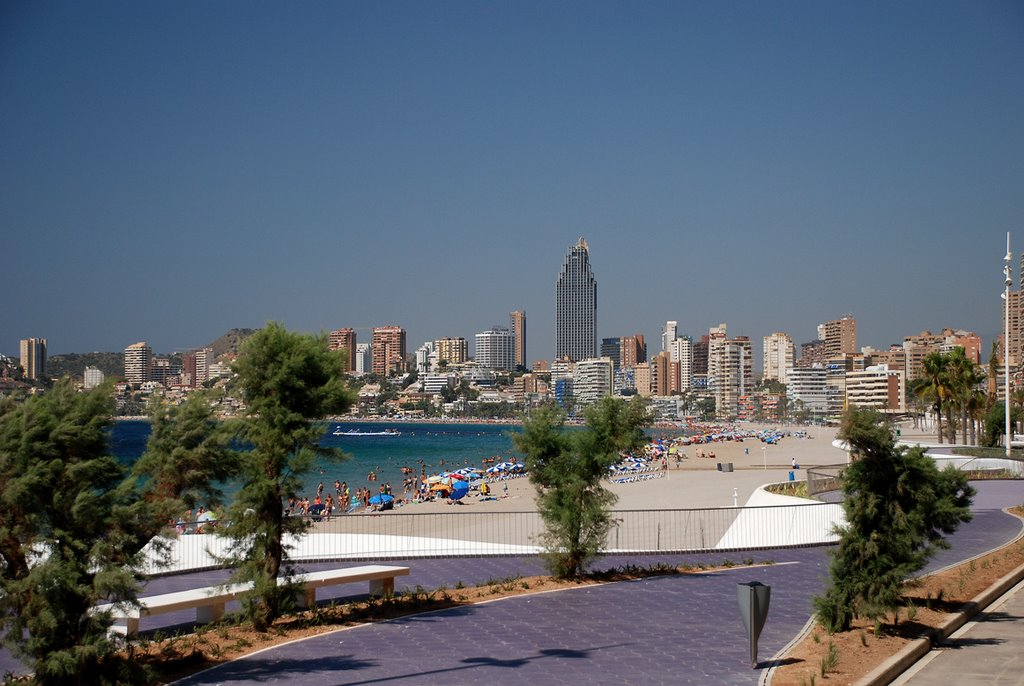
[319,424,846,519]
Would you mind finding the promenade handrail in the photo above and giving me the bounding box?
[144,501,844,575]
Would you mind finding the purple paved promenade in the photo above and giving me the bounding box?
[1,481,1020,683]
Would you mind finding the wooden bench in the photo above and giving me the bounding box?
[98,564,410,637]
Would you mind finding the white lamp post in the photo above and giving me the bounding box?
[1005,233,1013,458]
[761,445,767,470]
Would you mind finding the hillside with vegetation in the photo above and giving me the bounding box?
[43,328,256,382]
[46,351,125,382]
[206,328,256,361]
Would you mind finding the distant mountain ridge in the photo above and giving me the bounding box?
[206,328,257,361]
[45,328,257,381]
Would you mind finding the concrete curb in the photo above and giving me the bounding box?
[855,514,1024,686]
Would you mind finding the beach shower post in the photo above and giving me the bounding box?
[737,581,771,668]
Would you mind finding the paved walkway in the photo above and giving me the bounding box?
[893,578,1024,685]
[1,482,1020,684]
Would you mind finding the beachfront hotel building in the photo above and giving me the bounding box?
[786,366,828,414]
[475,326,516,371]
[124,342,152,386]
[555,237,597,361]
[329,328,357,372]
[371,326,406,376]
[19,337,46,381]
[763,332,795,384]
[708,329,752,419]
[510,310,526,370]
[845,364,906,413]
[573,357,614,406]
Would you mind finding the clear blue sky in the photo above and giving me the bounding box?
[3,1,1023,365]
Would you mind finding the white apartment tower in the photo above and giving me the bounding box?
[475,327,516,371]
[672,336,694,391]
[763,332,795,384]
[355,343,371,374]
[124,342,153,386]
[662,320,678,354]
[573,357,614,406]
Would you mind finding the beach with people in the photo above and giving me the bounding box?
[302,423,847,523]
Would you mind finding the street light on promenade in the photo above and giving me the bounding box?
[1005,233,1013,459]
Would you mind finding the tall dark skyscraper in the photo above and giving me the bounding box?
[555,237,597,361]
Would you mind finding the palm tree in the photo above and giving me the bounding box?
[946,348,981,445]
[921,351,951,444]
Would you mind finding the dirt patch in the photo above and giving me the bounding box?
[770,508,1024,685]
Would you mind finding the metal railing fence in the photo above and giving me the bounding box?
[144,502,844,575]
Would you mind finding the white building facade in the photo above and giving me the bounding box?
[573,357,614,407]
[475,327,516,371]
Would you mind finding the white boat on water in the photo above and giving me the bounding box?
[332,428,402,437]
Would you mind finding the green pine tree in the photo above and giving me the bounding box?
[814,408,974,632]
[0,381,154,685]
[515,396,651,578]
[219,323,355,630]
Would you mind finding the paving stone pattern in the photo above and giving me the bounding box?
[0,481,1020,682]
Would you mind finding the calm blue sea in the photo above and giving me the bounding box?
[109,420,522,501]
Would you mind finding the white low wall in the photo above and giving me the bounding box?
[714,485,843,550]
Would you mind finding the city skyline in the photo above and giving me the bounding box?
[3,2,1023,359]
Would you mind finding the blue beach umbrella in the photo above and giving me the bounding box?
[449,480,470,500]
[368,493,394,505]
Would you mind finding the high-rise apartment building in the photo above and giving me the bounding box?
[798,339,827,368]
[510,310,526,369]
[19,337,46,381]
[329,328,357,372]
[475,326,516,371]
[823,316,857,358]
[355,343,371,374]
[573,357,614,407]
[620,334,646,368]
[762,332,795,384]
[692,337,709,376]
[415,341,435,374]
[672,336,694,391]
[600,337,622,369]
[435,337,469,366]
[555,237,597,361]
[846,365,906,413]
[662,321,678,354]
[708,329,751,419]
[1003,292,1022,367]
[194,347,213,386]
[124,342,153,386]
[903,328,984,381]
[181,352,197,387]
[787,366,828,414]
[372,326,406,376]
[651,351,673,396]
